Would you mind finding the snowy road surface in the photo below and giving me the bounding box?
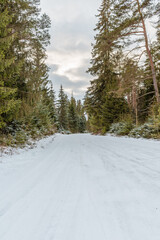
[0,134,160,240]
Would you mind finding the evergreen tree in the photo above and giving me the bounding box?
[21,13,51,116]
[78,116,86,133]
[117,57,144,125]
[85,0,128,133]
[101,95,129,132]
[0,0,56,143]
[57,85,68,130]
[76,100,86,133]
[115,0,160,103]
[154,3,160,90]
[0,1,21,129]
[68,96,78,133]
[135,0,159,103]
[43,82,57,124]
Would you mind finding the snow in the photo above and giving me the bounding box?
[0,134,160,240]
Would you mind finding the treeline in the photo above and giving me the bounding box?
[84,0,160,138]
[0,0,86,146]
[57,85,86,134]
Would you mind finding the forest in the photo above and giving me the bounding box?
[1,1,160,238]
[85,0,160,138]
[0,0,86,146]
[0,0,160,147]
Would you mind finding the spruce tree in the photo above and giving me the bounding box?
[0,1,21,129]
[85,0,127,133]
[21,13,51,115]
[76,100,86,133]
[68,96,78,133]
[57,85,68,131]
[0,0,55,139]
[43,82,57,124]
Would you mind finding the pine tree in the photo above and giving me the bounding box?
[48,83,57,123]
[68,96,78,133]
[57,85,68,130]
[137,3,160,120]
[78,116,86,133]
[102,95,129,132]
[115,0,160,103]
[136,0,159,103]
[85,0,128,133]
[0,0,56,140]
[43,82,57,124]
[20,13,51,117]
[154,2,160,90]
[117,57,144,125]
[76,100,86,133]
[0,1,21,129]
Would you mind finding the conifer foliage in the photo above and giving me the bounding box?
[85,0,160,135]
[85,0,129,133]
[0,0,21,129]
[0,0,56,145]
[57,85,69,131]
[0,0,87,146]
[1,0,160,143]
[68,96,78,133]
[57,86,86,134]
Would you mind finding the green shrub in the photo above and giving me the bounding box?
[14,130,29,146]
[109,121,134,136]
[129,123,157,138]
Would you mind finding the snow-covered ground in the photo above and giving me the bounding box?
[0,134,160,240]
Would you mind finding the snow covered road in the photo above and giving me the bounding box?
[0,134,160,240]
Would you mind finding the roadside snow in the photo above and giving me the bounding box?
[0,134,160,240]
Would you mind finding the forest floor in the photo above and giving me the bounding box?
[0,134,160,240]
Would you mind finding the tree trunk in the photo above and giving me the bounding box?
[132,86,138,126]
[136,0,160,103]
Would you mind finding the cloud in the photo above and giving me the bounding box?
[47,48,92,99]
[49,64,59,71]
[51,73,89,88]
[40,0,101,100]
[49,72,90,99]
[41,0,157,100]
[41,0,101,23]
[48,53,91,99]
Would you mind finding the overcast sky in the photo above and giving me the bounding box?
[40,0,157,100]
[40,0,101,99]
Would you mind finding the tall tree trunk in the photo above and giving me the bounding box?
[136,0,160,103]
[132,85,138,126]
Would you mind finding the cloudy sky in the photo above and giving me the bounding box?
[40,0,157,100]
[40,0,101,99]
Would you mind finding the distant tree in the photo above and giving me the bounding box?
[68,96,78,133]
[57,85,68,130]
[76,100,86,133]
[78,116,86,133]
[43,82,57,124]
